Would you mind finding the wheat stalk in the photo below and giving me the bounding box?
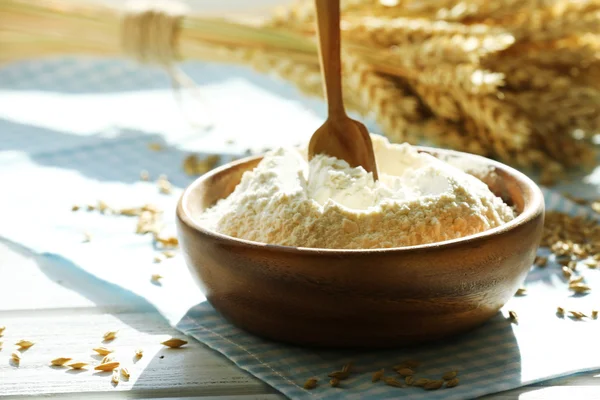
[505,1,600,41]
[411,82,461,121]
[343,54,422,142]
[451,91,532,149]
[341,16,514,47]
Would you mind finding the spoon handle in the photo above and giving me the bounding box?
[315,0,345,118]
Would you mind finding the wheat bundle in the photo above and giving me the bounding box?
[2,0,600,183]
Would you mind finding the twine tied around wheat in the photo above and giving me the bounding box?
[120,0,213,130]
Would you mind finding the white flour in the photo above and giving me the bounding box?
[198,135,515,249]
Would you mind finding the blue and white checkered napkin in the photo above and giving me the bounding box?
[1,58,600,400]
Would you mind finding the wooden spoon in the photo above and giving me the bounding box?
[308,0,378,180]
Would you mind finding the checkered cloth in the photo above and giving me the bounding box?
[1,58,599,400]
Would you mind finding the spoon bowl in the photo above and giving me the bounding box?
[176,146,545,348]
[309,0,378,179]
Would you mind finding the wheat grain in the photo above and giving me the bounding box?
[51,357,72,366]
[303,377,318,389]
[161,338,188,348]
[68,362,88,369]
[343,54,420,142]
[93,347,114,356]
[372,369,384,382]
[111,370,120,385]
[446,377,460,387]
[15,340,35,349]
[443,370,458,380]
[95,361,120,371]
[424,379,444,390]
[383,377,404,387]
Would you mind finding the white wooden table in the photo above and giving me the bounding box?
[1,239,599,400]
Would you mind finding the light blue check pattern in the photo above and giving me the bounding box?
[1,58,599,400]
[175,190,599,400]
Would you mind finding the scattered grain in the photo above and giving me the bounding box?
[16,340,35,349]
[562,266,573,279]
[97,200,110,214]
[135,349,143,358]
[68,362,88,369]
[424,379,444,390]
[51,357,72,366]
[111,369,120,385]
[119,207,141,217]
[153,255,164,263]
[592,310,598,319]
[71,205,80,212]
[405,376,415,385]
[183,154,221,176]
[534,256,548,267]
[557,306,565,315]
[103,331,118,341]
[563,193,588,205]
[0,326,4,335]
[568,260,578,271]
[570,283,591,293]
[383,377,404,387]
[328,370,350,380]
[569,276,584,285]
[157,175,172,195]
[372,368,384,382]
[11,352,20,363]
[342,362,353,373]
[82,231,92,243]
[151,273,163,283]
[148,143,163,151]
[93,347,114,356]
[508,310,518,323]
[397,367,414,376]
[584,259,598,269]
[95,361,120,371]
[161,338,188,348]
[330,377,340,387]
[101,355,114,364]
[303,377,318,389]
[162,250,176,259]
[569,311,587,319]
[414,378,430,387]
[156,236,179,248]
[121,367,130,379]
[446,377,460,388]
[516,287,527,296]
[87,204,95,211]
[443,371,458,380]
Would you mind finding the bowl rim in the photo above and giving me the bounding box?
[177,146,545,254]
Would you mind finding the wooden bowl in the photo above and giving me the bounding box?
[176,147,544,347]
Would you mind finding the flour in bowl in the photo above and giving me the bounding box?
[198,135,515,249]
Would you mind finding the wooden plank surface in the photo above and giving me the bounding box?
[0,308,277,399]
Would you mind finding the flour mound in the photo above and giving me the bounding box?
[198,135,516,249]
